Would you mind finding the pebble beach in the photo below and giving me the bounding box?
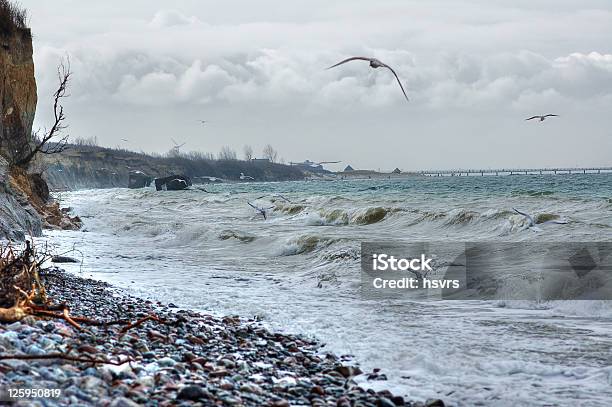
[0,268,444,407]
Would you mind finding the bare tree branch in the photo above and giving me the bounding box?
[13,59,71,168]
[243,144,253,161]
[262,144,278,163]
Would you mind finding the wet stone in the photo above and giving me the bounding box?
[176,385,210,401]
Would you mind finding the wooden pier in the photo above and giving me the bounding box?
[417,167,612,177]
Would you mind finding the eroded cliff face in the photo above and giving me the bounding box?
[0,28,49,239]
[0,155,41,239]
[0,28,37,155]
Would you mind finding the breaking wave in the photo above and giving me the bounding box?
[443,209,480,225]
[276,234,340,256]
[305,206,393,226]
[351,207,390,225]
[218,229,256,243]
[274,203,307,215]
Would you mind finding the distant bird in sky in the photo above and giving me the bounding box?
[327,56,409,102]
[513,208,567,232]
[121,138,128,142]
[171,138,186,148]
[525,114,559,122]
[198,120,207,125]
[248,202,274,220]
[240,172,255,181]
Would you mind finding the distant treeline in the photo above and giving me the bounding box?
[152,153,305,181]
[42,143,304,186]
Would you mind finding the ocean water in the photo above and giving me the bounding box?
[47,174,612,406]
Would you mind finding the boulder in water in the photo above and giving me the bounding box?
[51,255,79,263]
[154,175,192,191]
[128,171,152,189]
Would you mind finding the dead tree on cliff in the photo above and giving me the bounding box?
[13,60,71,169]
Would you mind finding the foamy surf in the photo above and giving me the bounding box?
[46,175,612,406]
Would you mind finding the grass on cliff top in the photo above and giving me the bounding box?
[0,0,28,38]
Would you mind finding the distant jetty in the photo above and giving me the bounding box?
[417,167,612,177]
[332,166,612,180]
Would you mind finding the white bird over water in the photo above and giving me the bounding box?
[240,172,255,181]
[248,202,274,220]
[513,208,568,232]
[327,56,409,102]
[525,114,558,122]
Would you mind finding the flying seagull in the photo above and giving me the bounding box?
[198,120,207,125]
[513,208,567,232]
[240,172,255,181]
[248,202,274,220]
[327,57,409,102]
[525,114,558,122]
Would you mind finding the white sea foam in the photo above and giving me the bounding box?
[45,176,612,406]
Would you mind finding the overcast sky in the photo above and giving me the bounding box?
[22,0,612,171]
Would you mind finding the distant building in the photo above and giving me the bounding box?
[251,158,270,163]
[392,168,401,174]
[344,165,354,172]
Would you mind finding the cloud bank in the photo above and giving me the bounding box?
[23,1,612,169]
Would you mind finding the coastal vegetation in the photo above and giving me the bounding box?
[0,1,79,237]
[41,143,305,190]
[0,0,28,37]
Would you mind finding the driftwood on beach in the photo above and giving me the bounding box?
[0,241,165,334]
[0,241,45,319]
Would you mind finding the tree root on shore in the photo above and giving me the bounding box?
[0,241,165,335]
[0,303,28,322]
[0,282,37,323]
[119,314,162,335]
[0,242,166,369]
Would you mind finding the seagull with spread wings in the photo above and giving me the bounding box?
[525,114,558,122]
[327,57,409,102]
[248,202,275,220]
